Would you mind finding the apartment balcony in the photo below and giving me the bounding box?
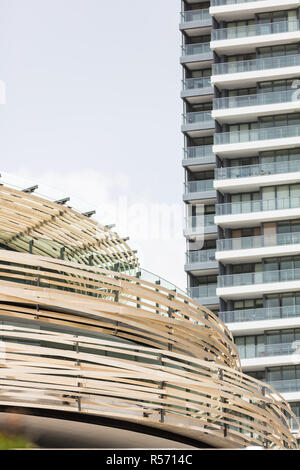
[216,231,300,264]
[180,42,213,70]
[240,341,300,371]
[217,268,300,299]
[212,89,300,124]
[220,305,300,336]
[181,77,213,104]
[240,341,299,359]
[211,20,300,54]
[210,1,300,22]
[182,111,214,137]
[182,145,215,170]
[211,54,300,89]
[214,159,300,194]
[189,284,219,307]
[179,9,212,37]
[267,378,300,398]
[185,249,218,275]
[184,214,217,238]
[213,124,300,157]
[215,196,300,228]
[220,305,300,325]
[183,180,216,203]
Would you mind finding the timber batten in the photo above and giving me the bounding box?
[0,183,298,449]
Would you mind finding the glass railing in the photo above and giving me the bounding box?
[212,0,260,5]
[215,159,300,180]
[212,53,300,76]
[183,111,213,125]
[183,145,213,160]
[267,378,300,394]
[186,249,216,264]
[214,88,300,110]
[214,123,300,145]
[238,342,299,360]
[220,305,300,324]
[184,214,216,235]
[136,268,187,297]
[182,77,212,90]
[189,284,217,299]
[218,268,300,288]
[216,196,300,216]
[212,20,300,41]
[217,231,300,251]
[204,214,215,227]
[182,42,211,56]
[185,179,214,193]
[181,9,211,23]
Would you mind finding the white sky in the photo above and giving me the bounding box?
[0,0,187,289]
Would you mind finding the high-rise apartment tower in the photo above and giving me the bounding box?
[180,0,300,435]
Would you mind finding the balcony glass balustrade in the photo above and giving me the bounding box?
[182,42,211,56]
[220,305,300,324]
[214,123,300,146]
[217,231,300,251]
[215,159,300,180]
[267,378,300,394]
[238,342,299,360]
[213,88,300,110]
[218,268,300,288]
[181,9,210,23]
[182,77,211,91]
[189,284,217,299]
[185,180,214,193]
[212,0,280,6]
[216,196,300,216]
[212,53,300,76]
[183,145,213,160]
[183,111,213,125]
[212,20,300,41]
[185,214,216,231]
[186,249,216,264]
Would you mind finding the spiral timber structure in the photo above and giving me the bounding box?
[0,183,298,449]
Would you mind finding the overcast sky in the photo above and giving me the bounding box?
[0,0,187,288]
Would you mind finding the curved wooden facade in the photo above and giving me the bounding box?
[0,184,138,270]
[0,184,298,448]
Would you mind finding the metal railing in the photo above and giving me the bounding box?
[213,88,300,110]
[216,196,300,216]
[215,159,300,180]
[212,53,300,76]
[182,77,212,90]
[214,123,300,145]
[185,180,214,193]
[183,145,213,160]
[182,42,211,56]
[183,111,213,125]
[186,249,216,264]
[212,20,300,41]
[220,305,300,324]
[181,9,211,23]
[217,231,300,251]
[218,267,300,288]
